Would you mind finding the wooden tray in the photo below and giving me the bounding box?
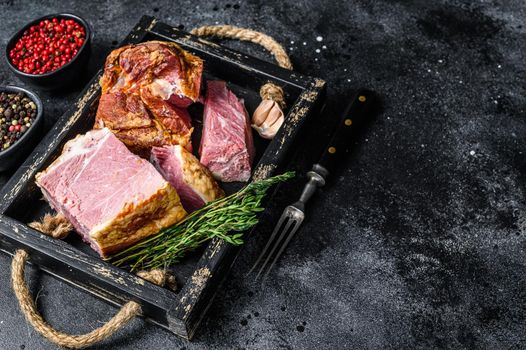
[0,16,325,339]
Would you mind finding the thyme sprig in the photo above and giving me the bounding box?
[108,171,294,271]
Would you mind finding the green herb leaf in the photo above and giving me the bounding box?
[107,171,294,271]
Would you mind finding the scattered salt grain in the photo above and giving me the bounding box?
[469,150,476,156]
[315,49,321,53]
[316,36,323,42]
[303,42,307,45]
[438,59,443,63]
[290,40,295,44]
[322,45,327,49]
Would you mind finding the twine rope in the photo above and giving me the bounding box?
[28,213,73,239]
[11,250,177,348]
[136,269,177,291]
[12,250,140,349]
[191,25,292,109]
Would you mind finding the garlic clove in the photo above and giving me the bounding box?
[262,113,285,139]
[252,124,267,139]
[262,102,283,128]
[252,99,275,126]
[251,99,285,139]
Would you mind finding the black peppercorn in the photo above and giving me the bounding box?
[0,90,37,152]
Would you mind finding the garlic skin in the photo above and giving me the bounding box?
[251,99,285,139]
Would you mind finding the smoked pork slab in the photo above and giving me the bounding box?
[199,80,255,182]
[35,128,187,257]
[151,145,224,213]
[95,41,203,156]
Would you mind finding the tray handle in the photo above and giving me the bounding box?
[11,249,141,349]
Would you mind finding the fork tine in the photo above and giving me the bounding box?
[254,216,295,281]
[259,219,302,283]
[247,211,289,275]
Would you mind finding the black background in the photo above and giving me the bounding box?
[0,1,525,349]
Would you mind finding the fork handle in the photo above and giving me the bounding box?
[298,165,327,206]
[317,89,375,175]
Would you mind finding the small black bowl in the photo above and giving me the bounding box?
[5,13,92,91]
[0,86,44,172]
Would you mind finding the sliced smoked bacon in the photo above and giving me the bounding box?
[95,41,203,156]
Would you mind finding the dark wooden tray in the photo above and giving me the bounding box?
[0,16,325,339]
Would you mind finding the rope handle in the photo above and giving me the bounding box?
[11,250,141,349]
[190,25,293,70]
[11,249,177,349]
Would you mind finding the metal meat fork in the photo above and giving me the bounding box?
[249,90,375,281]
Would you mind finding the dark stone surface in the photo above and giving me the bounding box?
[1,0,526,349]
